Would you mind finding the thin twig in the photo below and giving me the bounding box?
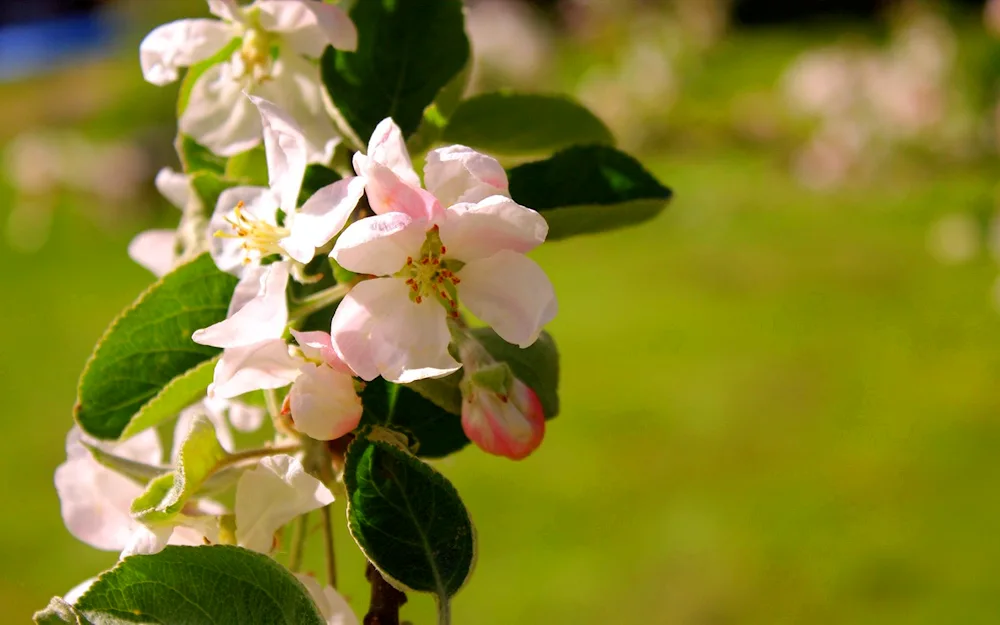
[363,562,407,625]
[288,512,309,573]
[220,443,301,467]
[321,504,338,589]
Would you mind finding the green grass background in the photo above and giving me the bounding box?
[2,4,1000,623]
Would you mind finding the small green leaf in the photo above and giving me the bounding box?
[73,545,325,624]
[119,356,217,440]
[190,171,239,218]
[176,134,227,175]
[507,145,673,239]
[443,93,614,155]
[225,146,269,186]
[320,0,470,140]
[131,416,229,523]
[344,433,475,599]
[74,254,237,440]
[361,378,470,458]
[33,598,89,625]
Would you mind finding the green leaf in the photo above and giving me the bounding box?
[33,598,89,625]
[176,134,227,175]
[72,545,325,624]
[443,92,614,155]
[74,254,238,440]
[344,432,475,600]
[507,145,673,240]
[131,416,229,523]
[190,171,239,218]
[225,146,269,186]
[470,328,560,419]
[119,356,217,440]
[320,0,470,140]
[361,378,470,458]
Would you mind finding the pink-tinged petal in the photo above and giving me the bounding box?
[128,229,176,277]
[140,19,234,85]
[283,177,366,263]
[193,261,289,348]
[366,118,420,186]
[296,575,360,625]
[364,161,443,220]
[257,0,357,56]
[121,525,174,558]
[235,454,334,553]
[425,145,509,206]
[154,167,190,209]
[462,379,545,460]
[288,363,362,440]
[180,63,262,156]
[209,339,301,399]
[209,186,279,275]
[329,279,398,380]
[458,251,557,348]
[226,265,268,317]
[362,279,460,383]
[438,195,548,261]
[247,94,308,215]
[208,0,244,22]
[290,330,352,373]
[331,212,425,276]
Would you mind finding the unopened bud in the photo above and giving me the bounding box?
[461,376,545,460]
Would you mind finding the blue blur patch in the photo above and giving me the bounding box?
[0,12,118,82]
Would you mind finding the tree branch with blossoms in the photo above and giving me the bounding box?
[34,1,672,624]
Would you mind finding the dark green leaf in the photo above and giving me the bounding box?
[361,378,470,458]
[443,92,614,155]
[344,433,475,599]
[75,254,237,440]
[176,134,226,175]
[73,545,325,624]
[320,0,470,140]
[508,145,673,239]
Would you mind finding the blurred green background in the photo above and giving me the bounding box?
[3,0,1000,623]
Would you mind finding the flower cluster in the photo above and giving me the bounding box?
[50,1,565,620]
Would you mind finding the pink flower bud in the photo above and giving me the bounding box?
[461,378,545,460]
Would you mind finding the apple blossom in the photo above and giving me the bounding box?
[209,94,365,277]
[127,168,190,276]
[140,0,357,160]
[461,372,545,460]
[285,330,363,441]
[235,454,334,553]
[330,118,557,383]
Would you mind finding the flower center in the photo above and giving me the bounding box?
[216,201,290,262]
[233,27,275,83]
[398,225,462,317]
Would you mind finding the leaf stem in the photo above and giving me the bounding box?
[288,512,309,573]
[289,283,351,322]
[264,388,282,420]
[221,443,301,468]
[438,597,451,625]
[321,504,338,589]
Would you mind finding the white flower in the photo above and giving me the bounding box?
[286,330,362,441]
[296,574,359,625]
[140,0,357,160]
[329,119,557,383]
[127,168,191,276]
[192,260,301,399]
[54,427,208,553]
[209,95,365,277]
[235,454,334,553]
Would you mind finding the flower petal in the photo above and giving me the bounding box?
[247,94,308,216]
[362,161,442,220]
[289,364,362,440]
[296,575,360,625]
[204,395,266,433]
[208,0,244,22]
[462,379,545,460]
[128,229,176,277]
[331,278,460,383]
[365,118,420,186]
[331,212,425,276]
[257,0,358,56]
[193,261,289,349]
[180,62,263,156]
[438,195,548,261]
[283,177,366,263]
[458,251,557,348]
[235,454,335,553]
[290,330,352,373]
[140,19,234,85]
[425,145,509,206]
[209,186,279,275]
[154,167,191,209]
[256,56,341,165]
[209,339,301,399]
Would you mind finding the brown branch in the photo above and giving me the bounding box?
[363,562,407,625]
